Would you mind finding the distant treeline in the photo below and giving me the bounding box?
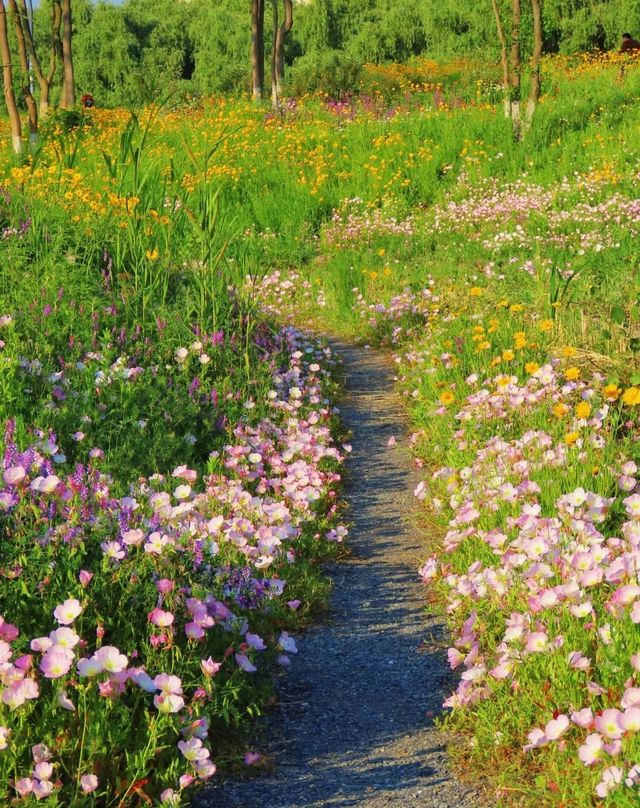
[27,0,640,105]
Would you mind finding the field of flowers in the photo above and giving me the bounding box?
[1,49,640,806]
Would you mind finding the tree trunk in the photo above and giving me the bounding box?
[60,0,74,108]
[0,0,22,154]
[491,0,511,119]
[45,0,62,114]
[509,0,522,134]
[274,0,293,97]
[250,0,265,101]
[8,0,38,147]
[270,0,279,109]
[524,0,543,132]
[17,0,55,117]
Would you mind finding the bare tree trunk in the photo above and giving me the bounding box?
[270,0,279,109]
[524,0,543,132]
[491,0,511,119]
[274,0,293,97]
[60,0,74,108]
[8,0,38,147]
[251,0,265,101]
[47,0,62,112]
[509,0,522,134]
[0,0,22,154]
[17,0,56,117]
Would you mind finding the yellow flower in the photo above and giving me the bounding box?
[525,361,540,374]
[603,383,621,401]
[476,340,491,352]
[539,319,554,332]
[576,402,591,419]
[145,248,159,261]
[378,248,386,257]
[514,335,527,349]
[497,299,509,308]
[565,367,581,381]
[565,431,579,445]
[469,286,483,297]
[561,346,577,358]
[439,391,455,406]
[553,403,569,418]
[490,357,502,367]
[502,350,515,361]
[622,387,640,406]
[510,303,524,313]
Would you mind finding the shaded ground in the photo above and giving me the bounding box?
[195,341,477,808]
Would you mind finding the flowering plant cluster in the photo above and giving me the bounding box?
[0,312,346,805]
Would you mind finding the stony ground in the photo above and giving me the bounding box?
[195,341,478,808]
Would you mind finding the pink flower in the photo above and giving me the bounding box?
[154,693,184,713]
[15,778,34,797]
[94,646,128,673]
[185,622,205,640]
[0,726,10,750]
[244,751,262,765]
[148,608,174,628]
[178,738,210,762]
[154,673,182,694]
[235,653,257,673]
[619,706,640,732]
[30,637,53,653]
[79,570,93,587]
[525,631,548,653]
[49,627,80,648]
[3,465,25,485]
[578,733,604,765]
[155,578,174,594]
[33,761,53,781]
[101,541,125,560]
[571,708,594,729]
[524,727,546,751]
[39,647,74,679]
[200,657,223,677]
[544,714,569,740]
[53,598,82,625]
[57,690,76,711]
[245,632,266,651]
[122,529,144,546]
[278,631,297,654]
[80,774,98,793]
[595,709,623,739]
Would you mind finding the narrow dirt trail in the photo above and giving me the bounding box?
[197,341,476,808]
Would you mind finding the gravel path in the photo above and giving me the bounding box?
[195,341,477,808]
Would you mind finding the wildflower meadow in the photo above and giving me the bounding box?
[1,21,640,808]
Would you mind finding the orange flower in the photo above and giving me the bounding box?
[576,402,591,419]
[622,387,640,406]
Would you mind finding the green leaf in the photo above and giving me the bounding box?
[611,306,626,325]
[631,374,640,386]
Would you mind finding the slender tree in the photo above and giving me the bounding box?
[273,0,292,100]
[60,0,74,108]
[524,0,543,132]
[250,0,265,100]
[0,0,22,154]
[8,0,38,146]
[18,0,60,117]
[491,0,544,139]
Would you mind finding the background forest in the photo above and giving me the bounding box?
[22,0,640,106]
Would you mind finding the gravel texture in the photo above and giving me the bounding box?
[195,341,477,808]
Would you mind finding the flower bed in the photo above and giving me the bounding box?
[0,313,346,805]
